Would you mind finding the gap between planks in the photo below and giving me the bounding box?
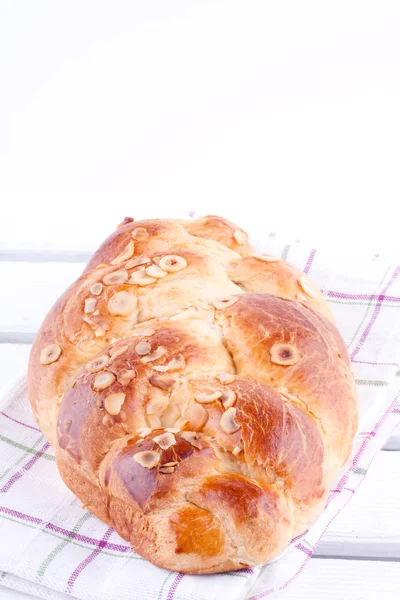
[0,334,36,344]
[271,558,400,600]
[313,554,400,562]
[0,249,93,263]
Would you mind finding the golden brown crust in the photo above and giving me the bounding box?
[183,215,253,256]
[216,294,357,470]
[28,215,358,573]
[228,255,334,321]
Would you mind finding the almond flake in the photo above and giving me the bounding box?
[220,407,240,434]
[104,392,126,415]
[133,451,160,469]
[40,344,62,365]
[152,432,176,450]
[111,241,135,265]
[181,431,202,449]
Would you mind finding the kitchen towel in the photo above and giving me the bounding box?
[1,224,400,600]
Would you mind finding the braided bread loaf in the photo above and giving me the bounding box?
[28,215,358,574]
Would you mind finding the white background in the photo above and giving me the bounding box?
[1,1,400,255]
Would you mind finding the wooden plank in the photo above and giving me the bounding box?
[271,558,400,599]
[0,262,84,342]
[316,451,400,559]
[0,248,92,263]
[0,344,31,392]
[384,430,400,451]
[2,560,400,600]
[0,589,39,600]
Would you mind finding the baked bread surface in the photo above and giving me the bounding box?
[28,215,358,573]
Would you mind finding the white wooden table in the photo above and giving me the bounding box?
[0,250,399,600]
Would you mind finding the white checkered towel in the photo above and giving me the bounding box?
[1,223,400,600]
